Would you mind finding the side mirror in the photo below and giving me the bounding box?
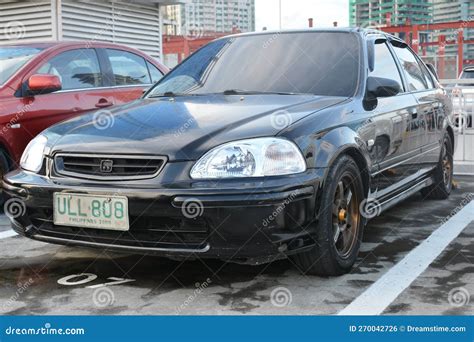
[27,74,62,96]
[366,76,401,99]
[426,63,439,80]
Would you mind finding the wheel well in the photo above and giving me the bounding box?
[446,126,455,151]
[343,147,370,198]
[0,144,12,171]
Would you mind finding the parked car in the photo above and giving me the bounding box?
[4,29,454,276]
[452,66,474,128]
[0,41,168,179]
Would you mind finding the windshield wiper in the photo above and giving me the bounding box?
[221,89,306,96]
[149,91,212,98]
[148,90,309,98]
[148,91,184,98]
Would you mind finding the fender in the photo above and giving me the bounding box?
[311,126,372,170]
[315,127,374,198]
[287,125,373,171]
[284,125,374,198]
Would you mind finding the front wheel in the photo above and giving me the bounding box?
[293,155,365,276]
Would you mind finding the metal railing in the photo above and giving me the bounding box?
[441,79,474,175]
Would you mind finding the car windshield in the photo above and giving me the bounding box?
[147,32,361,98]
[0,47,43,85]
[461,70,474,79]
[459,70,474,86]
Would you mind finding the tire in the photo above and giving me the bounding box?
[293,155,365,276]
[0,149,12,206]
[421,133,453,200]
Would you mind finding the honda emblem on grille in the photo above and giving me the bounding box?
[99,160,114,173]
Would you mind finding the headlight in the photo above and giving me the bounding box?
[190,138,306,179]
[20,135,47,173]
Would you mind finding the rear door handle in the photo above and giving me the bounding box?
[95,99,114,108]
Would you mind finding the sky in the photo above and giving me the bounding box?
[255,0,349,32]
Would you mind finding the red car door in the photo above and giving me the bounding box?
[13,47,165,162]
[17,48,113,150]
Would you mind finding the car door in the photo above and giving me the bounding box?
[391,44,442,175]
[368,39,421,198]
[17,48,111,143]
[97,48,163,105]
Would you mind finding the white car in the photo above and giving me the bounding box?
[453,66,474,128]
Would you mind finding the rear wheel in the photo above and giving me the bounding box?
[421,133,453,200]
[293,155,365,276]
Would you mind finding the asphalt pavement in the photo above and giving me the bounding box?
[0,176,472,315]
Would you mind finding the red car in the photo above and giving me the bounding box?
[0,41,168,177]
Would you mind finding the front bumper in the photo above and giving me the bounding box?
[3,169,323,263]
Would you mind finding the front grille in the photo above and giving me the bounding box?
[54,154,166,180]
[29,213,209,252]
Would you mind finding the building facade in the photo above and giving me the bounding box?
[0,0,182,59]
[349,0,432,28]
[163,0,255,37]
[432,0,474,62]
[349,0,473,66]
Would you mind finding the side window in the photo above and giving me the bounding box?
[106,49,151,85]
[419,60,435,89]
[392,45,429,92]
[147,61,164,84]
[370,42,403,92]
[37,49,102,90]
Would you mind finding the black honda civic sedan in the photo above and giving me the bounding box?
[4,29,454,276]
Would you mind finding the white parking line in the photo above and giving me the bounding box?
[0,230,17,240]
[339,199,474,316]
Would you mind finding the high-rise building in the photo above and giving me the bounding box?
[0,0,181,59]
[432,0,474,62]
[163,0,255,37]
[349,0,432,28]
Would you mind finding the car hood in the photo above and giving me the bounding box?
[47,95,347,161]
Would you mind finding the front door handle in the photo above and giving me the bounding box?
[95,99,114,108]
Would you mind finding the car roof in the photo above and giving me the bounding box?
[463,66,474,72]
[215,27,399,44]
[1,40,148,52]
[218,27,387,38]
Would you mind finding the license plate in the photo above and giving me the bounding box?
[53,193,129,231]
